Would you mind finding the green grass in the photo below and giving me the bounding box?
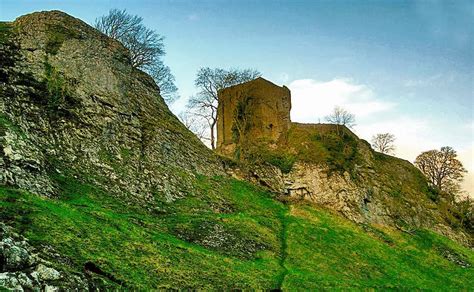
[245,123,362,175]
[1,176,472,290]
[242,124,361,174]
[311,131,360,175]
[283,204,474,290]
[0,176,285,289]
[255,150,296,174]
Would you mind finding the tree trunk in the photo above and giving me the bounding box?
[210,119,216,150]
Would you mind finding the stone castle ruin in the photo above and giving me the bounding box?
[215,77,374,223]
[216,77,291,157]
[215,77,450,233]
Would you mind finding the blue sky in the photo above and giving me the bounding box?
[1,0,473,193]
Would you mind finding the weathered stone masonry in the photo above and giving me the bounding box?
[216,77,291,157]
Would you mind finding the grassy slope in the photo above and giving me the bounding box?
[283,204,473,290]
[0,176,285,289]
[1,176,473,290]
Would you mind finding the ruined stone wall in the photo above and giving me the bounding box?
[216,77,291,157]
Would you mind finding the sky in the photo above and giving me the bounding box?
[1,0,473,194]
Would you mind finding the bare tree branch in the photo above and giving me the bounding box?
[324,106,356,135]
[95,9,178,104]
[186,67,261,149]
[325,106,356,128]
[371,133,396,154]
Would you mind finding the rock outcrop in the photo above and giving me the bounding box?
[1,11,223,204]
[0,223,98,291]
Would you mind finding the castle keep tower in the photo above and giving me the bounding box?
[216,77,291,157]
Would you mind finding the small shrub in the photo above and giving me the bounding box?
[44,61,67,108]
[265,152,296,174]
[426,186,441,202]
[42,59,78,115]
[390,188,402,198]
[245,147,296,174]
[312,132,360,175]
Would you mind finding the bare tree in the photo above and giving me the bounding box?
[178,111,210,143]
[371,133,396,154]
[94,9,142,40]
[95,9,164,68]
[187,67,261,149]
[325,106,356,127]
[414,146,467,194]
[95,9,178,103]
[325,106,355,135]
[147,60,178,103]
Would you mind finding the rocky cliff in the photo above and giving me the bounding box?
[1,11,223,204]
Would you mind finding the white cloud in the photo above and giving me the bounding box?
[288,78,395,123]
[403,73,456,88]
[355,116,434,159]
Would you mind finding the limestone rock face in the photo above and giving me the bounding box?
[1,11,224,203]
[282,159,470,244]
[284,162,367,222]
[216,77,291,157]
[0,223,91,290]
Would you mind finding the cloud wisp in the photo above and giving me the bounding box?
[288,78,395,123]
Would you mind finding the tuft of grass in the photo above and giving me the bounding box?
[0,114,26,139]
[244,148,296,173]
[43,60,70,110]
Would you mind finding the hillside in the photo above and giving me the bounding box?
[1,180,473,289]
[1,11,473,290]
[218,80,471,245]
